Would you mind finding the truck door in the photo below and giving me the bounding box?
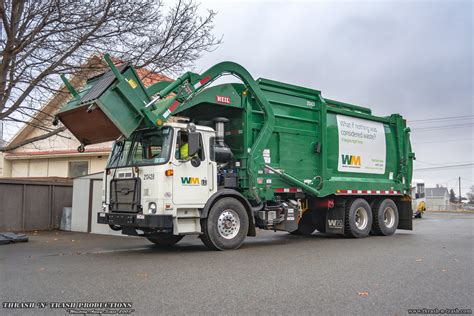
[172,130,210,205]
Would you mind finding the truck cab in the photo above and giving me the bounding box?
[99,122,220,238]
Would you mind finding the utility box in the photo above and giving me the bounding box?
[71,172,121,235]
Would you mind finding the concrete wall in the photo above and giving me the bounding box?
[1,127,112,178]
[4,155,109,178]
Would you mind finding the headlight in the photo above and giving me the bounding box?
[148,202,157,214]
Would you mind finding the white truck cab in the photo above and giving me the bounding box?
[99,122,220,237]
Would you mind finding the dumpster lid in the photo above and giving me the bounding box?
[80,63,128,104]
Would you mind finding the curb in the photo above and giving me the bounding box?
[426,210,474,214]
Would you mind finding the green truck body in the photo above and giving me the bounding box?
[57,55,414,250]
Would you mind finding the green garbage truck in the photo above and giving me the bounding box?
[56,54,414,250]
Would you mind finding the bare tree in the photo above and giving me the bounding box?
[467,185,474,204]
[0,0,221,151]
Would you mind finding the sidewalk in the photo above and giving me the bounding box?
[426,209,474,214]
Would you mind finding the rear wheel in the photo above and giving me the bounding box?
[371,198,399,236]
[147,234,184,247]
[201,197,249,250]
[344,198,372,238]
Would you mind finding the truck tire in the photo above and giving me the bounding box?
[344,198,372,238]
[147,234,184,247]
[200,197,249,250]
[370,198,399,236]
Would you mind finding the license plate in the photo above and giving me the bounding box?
[99,213,106,217]
[136,214,145,220]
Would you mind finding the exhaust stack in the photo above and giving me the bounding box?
[212,117,233,163]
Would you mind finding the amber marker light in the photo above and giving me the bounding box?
[165,169,174,176]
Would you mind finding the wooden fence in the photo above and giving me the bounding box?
[0,178,73,231]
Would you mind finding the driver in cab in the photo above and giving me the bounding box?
[179,133,191,160]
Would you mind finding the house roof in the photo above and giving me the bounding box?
[5,55,172,151]
[426,187,449,197]
[4,148,111,160]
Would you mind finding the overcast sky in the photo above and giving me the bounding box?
[193,0,473,196]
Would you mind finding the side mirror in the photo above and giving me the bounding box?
[191,156,201,167]
[188,132,200,157]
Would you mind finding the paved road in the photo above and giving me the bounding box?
[1,212,473,315]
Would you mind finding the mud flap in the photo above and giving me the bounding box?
[396,197,413,230]
[325,202,346,235]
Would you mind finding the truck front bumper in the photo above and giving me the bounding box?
[97,212,173,232]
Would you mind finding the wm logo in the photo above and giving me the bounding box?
[341,154,361,166]
[181,177,200,185]
[328,219,343,228]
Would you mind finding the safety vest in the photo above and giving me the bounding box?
[180,143,190,160]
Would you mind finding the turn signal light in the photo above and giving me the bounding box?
[165,169,174,176]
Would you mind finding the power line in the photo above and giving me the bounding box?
[414,163,474,171]
[415,160,473,166]
[412,138,474,145]
[411,123,474,131]
[409,115,474,123]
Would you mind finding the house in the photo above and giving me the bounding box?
[0,56,171,178]
[425,185,450,210]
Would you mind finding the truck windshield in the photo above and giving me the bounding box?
[107,127,173,168]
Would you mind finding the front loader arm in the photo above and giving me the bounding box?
[143,62,276,200]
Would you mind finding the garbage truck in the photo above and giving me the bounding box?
[56,54,414,250]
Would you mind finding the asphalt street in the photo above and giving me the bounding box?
[1,212,473,315]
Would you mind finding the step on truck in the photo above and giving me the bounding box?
[56,55,414,250]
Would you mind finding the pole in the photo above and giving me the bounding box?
[459,177,461,203]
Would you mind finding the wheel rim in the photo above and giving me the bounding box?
[383,207,396,228]
[354,207,368,230]
[217,209,240,239]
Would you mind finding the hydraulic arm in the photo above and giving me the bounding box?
[59,55,320,198]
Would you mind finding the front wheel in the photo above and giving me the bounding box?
[147,234,184,247]
[201,197,249,250]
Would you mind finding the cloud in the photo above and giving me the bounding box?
[197,0,473,192]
